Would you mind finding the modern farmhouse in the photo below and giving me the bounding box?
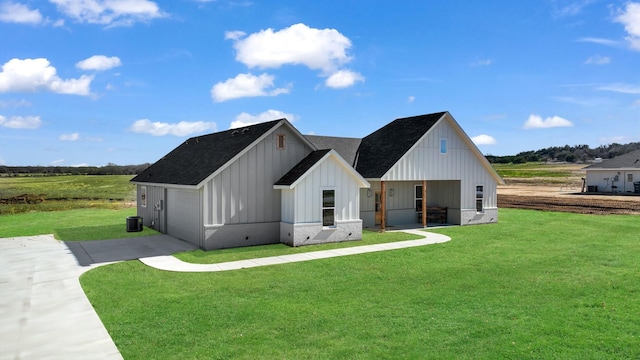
[583,149,640,194]
[131,111,504,250]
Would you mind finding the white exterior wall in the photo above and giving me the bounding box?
[381,117,498,214]
[136,184,166,232]
[203,124,312,225]
[586,169,640,193]
[279,154,365,246]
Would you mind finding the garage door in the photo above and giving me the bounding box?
[166,189,201,246]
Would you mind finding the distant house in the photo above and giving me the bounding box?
[583,149,640,193]
[131,112,503,250]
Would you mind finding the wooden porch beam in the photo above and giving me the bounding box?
[422,180,427,227]
[380,180,386,232]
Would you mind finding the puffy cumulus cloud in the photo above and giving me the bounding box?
[0,114,42,129]
[615,2,640,50]
[584,55,611,65]
[471,134,497,145]
[0,58,93,95]
[230,109,297,129]
[325,69,364,89]
[59,132,80,141]
[0,1,43,24]
[50,0,165,27]
[76,55,122,71]
[211,73,289,102]
[230,23,353,74]
[129,119,217,136]
[523,114,573,129]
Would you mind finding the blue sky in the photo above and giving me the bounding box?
[1,0,639,166]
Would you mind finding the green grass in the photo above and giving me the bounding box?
[0,208,158,240]
[81,209,640,359]
[175,229,419,264]
[0,175,136,214]
[491,162,577,179]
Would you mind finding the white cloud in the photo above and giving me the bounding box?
[407,96,415,103]
[577,37,621,47]
[50,0,165,26]
[597,83,640,94]
[230,109,297,129]
[224,30,246,40]
[129,119,217,136]
[523,114,574,129]
[552,0,594,18]
[615,2,640,50]
[59,132,80,141]
[211,73,289,102]
[0,98,31,108]
[51,159,65,165]
[0,1,42,24]
[76,55,122,71]
[584,55,610,65]
[0,58,93,95]
[325,69,364,88]
[470,59,493,67]
[471,134,497,145]
[230,23,353,74]
[0,114,42,129]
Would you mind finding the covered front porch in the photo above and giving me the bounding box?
[360,180,462,230]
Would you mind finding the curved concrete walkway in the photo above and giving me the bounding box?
[140,229,450,272]
[1,229,449,359]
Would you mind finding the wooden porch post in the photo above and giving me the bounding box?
[380,180,386,232]
[422,180,427,227]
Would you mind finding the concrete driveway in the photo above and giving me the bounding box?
[0,234,196,360]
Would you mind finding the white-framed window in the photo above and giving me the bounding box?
[140,186,147,208]
[276,134,286,150]
[475,185,484,213]
[440,138,447,154]
[415,184,423,212]
[322,189,335,227]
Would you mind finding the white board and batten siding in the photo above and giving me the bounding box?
[282,156,363,224]
[382,116,498,212]
[201,124,314,249]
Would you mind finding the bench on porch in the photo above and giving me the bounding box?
[417,206,448,224]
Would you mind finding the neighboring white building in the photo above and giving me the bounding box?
[132,112,504,250]
[583,149,640,194]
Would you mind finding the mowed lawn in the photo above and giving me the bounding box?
[81,209,640,359]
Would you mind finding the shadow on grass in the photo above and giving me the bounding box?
[55,224,159,241]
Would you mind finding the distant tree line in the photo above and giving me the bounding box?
[0,163,151,176]
[486,142,640,164]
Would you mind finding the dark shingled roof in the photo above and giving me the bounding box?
[305,135,361,165]
[584,149,640,169]
[274,149,331,186]
[355,112,446,178]
[131,119,283,186]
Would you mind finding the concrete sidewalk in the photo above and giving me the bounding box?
[0,235,122,360]
[140,229,450,272]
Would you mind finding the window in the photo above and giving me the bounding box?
[140,186,147,208]
[322,190,335,226]
[440,139,447,154]
[627,174,633,182]
[476,185,484,213]
[415,185,423,211]
[276,134,286,150]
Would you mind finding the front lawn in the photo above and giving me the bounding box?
[81,209,640,359]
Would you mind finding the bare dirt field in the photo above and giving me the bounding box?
[498,183,640,215]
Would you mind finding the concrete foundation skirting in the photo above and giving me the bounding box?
[460,208,498,225]
[280,220,363,247]
[203,222,280,250]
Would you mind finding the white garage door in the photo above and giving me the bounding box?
[166,189,201,246]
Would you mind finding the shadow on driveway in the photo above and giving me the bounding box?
[65,234,199,266]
